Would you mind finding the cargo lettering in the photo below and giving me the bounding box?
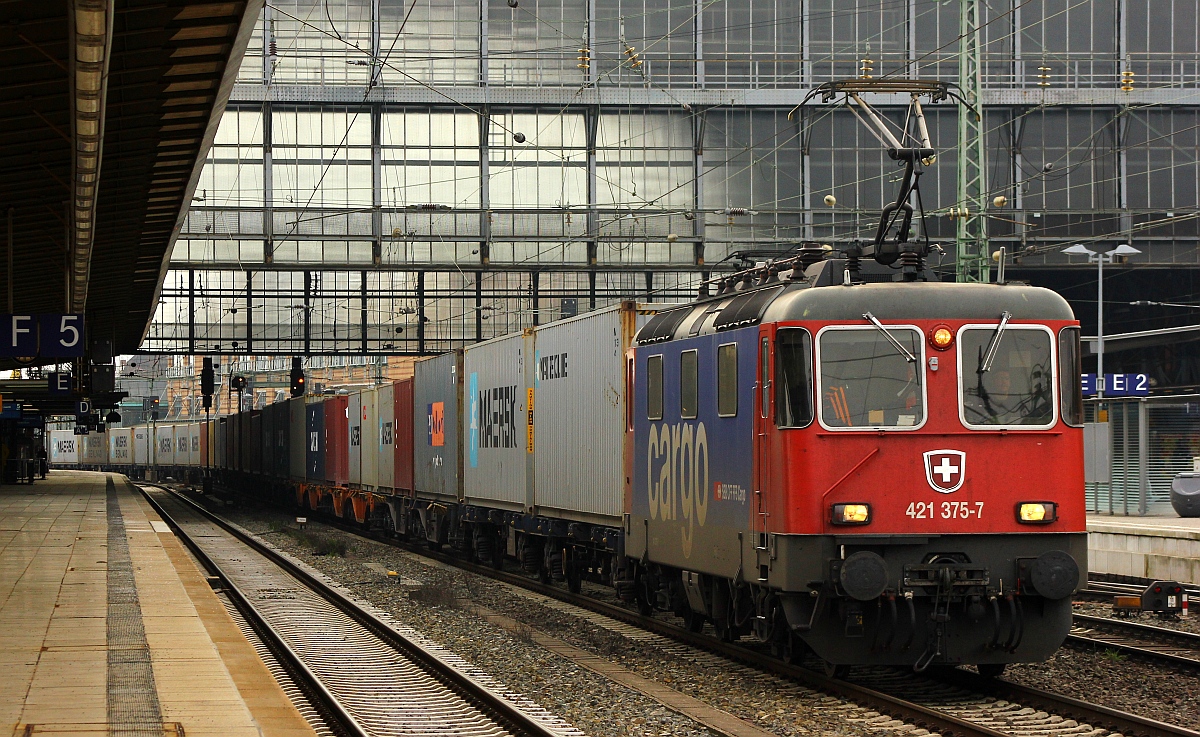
[428,402,444,447]
[539,353,568,382]
[380,421,393,446]
[350,425,361,447]
[479,385,519,449]
[646,421,709,559]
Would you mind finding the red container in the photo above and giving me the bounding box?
[325,395,349,486]
[394,378,414,493]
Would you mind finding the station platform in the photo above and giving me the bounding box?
[1087,513,1200,585]
[1,471,315,737]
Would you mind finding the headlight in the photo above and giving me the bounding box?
[832,503,870,525]
[1017,502,1057,524]
[929,324,954,351]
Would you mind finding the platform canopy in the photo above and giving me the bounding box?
[0,0,261,360]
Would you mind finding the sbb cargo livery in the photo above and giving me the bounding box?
[57,261,1086,673]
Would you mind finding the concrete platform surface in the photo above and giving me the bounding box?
[0,470,316,737]
[1087,512,1200,584]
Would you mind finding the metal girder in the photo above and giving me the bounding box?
[230,83,1200,109]
[956,0,988,283]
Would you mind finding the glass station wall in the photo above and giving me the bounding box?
[147,0,1200,354]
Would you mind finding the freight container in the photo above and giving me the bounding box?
[109,428,133,466]
[176,426,191,466]
[155,425,175,466]
[376,383,395,490]
[394,379,414,493]
[530,303,653,523]
[272,402,290,478]
[216,418,228,469]
[187,424,199,465]
[306,401,325,481]
[48,429,78,465]
[462,330,531,510]
[263,404,276,475]
[200,421,210,468]
[82,432,107,466]
[348,393,362,486]
[250,411,263,474]
[289,398,306,480]
[325,395,348,486]
[361,386,379,490]
[133,426,153,466]
[413,351,463,501]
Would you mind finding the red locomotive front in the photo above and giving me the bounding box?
[627,271,1087,675]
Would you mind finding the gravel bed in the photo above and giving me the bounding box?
[221,504,915,737]
[1000,645,1200,726]
[1073,599,1200,636]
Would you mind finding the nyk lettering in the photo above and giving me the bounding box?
[540,353,568,382]
[480,385,518,449]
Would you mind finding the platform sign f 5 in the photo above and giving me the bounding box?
[923,449,965,494]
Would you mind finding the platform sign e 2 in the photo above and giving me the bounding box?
[0,314,84,358]
[1082,373,1150,397]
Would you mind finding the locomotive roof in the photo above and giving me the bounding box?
[636,279,1074,345]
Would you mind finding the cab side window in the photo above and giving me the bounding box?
[775,329,813,427]
[647,355,663,420]
[717,343,737,417]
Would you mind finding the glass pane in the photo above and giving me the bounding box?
[760,336,769,418]
[647,354,663,420]
[776,329,812,428]
[680,350,698,419]
[820,329,923,428]
[717,343,737,417]
[960,328,1055,427]
[1059,327,1083,427]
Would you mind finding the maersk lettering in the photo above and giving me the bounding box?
[539,353,568,382]
[479,385,519,449]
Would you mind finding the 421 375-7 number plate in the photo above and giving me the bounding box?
[905,501,984,519]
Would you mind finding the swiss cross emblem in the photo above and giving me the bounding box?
[923,449,965,494]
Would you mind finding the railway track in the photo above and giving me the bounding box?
[300,506,1200,737]
[161,481,1200,737]
[1068,613,1200,669]
[137,483,578,737]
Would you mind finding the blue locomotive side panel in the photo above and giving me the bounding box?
[631,326,757,578]
[306,402,325,482]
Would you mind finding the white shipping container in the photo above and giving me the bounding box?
[348,393,362,485]
[109,428,133,465]
[132,427,153,466]
[361,387,379,490]
[531,303,652,523]
[463,330,531,510]
[155,425,175,466]
[176,426,191,465]
[377,383,395,490]
[82,433,107,465]
[49,429,78,465]
[190,424,202,466]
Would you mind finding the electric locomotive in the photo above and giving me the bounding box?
[626,250,1085,674]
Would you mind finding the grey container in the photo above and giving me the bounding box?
[1171,472,1200,517]
[413,351,463,502]
[531,303,651,524]
[289,397,307,480]
[463,330,531,511]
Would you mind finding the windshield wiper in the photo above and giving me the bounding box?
[979,311,1013,373]
[863,312,916,363]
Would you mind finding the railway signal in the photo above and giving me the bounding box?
[290,357,305,397]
